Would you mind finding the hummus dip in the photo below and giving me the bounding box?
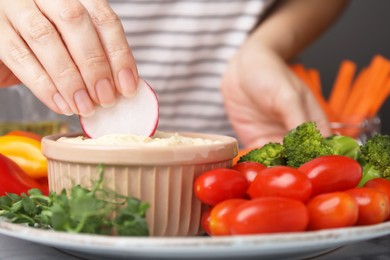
[57,131,221,147]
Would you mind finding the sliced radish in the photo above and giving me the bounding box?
[80,78,159,138]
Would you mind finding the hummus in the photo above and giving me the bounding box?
[57,131,221,146]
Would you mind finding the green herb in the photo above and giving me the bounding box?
[0,164,149,236]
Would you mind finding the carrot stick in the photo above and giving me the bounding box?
[352,55,390,119]
[290,64,313,88]
[337,66,370,138]
[339,54,390,138]
[290,64,335,121]
[328,60,356,115]
[341,67,370,118]
[368,76,390,118]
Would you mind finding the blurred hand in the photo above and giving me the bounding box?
[221,43,331,148]
[0,0,138,117]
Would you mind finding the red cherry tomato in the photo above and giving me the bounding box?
[364,178,390,220]
[298,155,362,197]
[201,207,212,235]
[194,168,249,206]
[232,162,266,183]
[209,199,247,236]
[307,192,358,230]
[229,197,309,235]
[247,166,312,202]
[346,187,390,225]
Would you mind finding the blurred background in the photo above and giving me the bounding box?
[0,0,388,137]
[299,0,389,134]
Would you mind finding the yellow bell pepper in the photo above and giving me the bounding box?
[0,135,47,178]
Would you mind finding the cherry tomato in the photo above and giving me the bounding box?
[209,199,247,236]
[364,178,390,220]
[307,192,358,230]
[298,155,362,197]
[229,197,309,235]
[201,207,212,235]
[194,168,249,206]
[346,187,390,225]
[247,166,312,202]
[232,161,266,183]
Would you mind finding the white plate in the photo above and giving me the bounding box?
[1,219,390,260]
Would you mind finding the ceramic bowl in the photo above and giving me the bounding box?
[41,132,238,236]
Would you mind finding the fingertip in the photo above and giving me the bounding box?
[95,78,116,107]
[73,89,95,117]
[53,92,74,116]
[118,68,137,98]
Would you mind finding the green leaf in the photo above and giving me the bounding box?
[28,188,43,196]
[10,200,22,213]
[0,196,12,210]
[114,198,149,236]
[0,164,150,236]
[22,194,37,215]
[7,193,21,203]
[50,204,68,231]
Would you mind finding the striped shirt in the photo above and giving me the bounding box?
[109,0,276,137]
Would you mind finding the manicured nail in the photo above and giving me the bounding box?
[118,69,137,97]
[95,78,116,107]
[53,93,74,116]
[74,89,95,117]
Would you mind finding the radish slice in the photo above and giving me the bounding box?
[80,79,159,138]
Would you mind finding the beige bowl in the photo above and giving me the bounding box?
[41,132,238,237]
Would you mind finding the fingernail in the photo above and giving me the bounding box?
[74,89,95,117]
[96,78,116,107]
[118,69,137,97]
[53,93,74,116]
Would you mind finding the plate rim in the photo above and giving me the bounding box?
[1,219,390,258]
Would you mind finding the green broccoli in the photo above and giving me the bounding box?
[283,122,335,167]
[358,134,390,186]
[238,142,286,167]
[237,121,368,169]
[324,135,361,160]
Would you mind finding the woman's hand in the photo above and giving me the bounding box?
[221,43,331,148]
[0,0,138,117]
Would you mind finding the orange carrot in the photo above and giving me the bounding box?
[352,55,390,120]
[341,67,370,118]
[291,55,389,139]
[368,76,390,118]
[290,64,335,121]
[290,64,311,87]
[310,87,336,122]
[328,60,356,115]
[337,66,371,138]
[232,148,254,165]
[339,54,390,137]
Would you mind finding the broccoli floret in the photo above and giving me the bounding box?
[238,142,286,167]
[324,135,361,160]
[358,134,390,186]
[283,122,335,167]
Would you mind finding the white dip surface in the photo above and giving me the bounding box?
[57,131,221,146]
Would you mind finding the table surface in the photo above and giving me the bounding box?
[1,233,390,260]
